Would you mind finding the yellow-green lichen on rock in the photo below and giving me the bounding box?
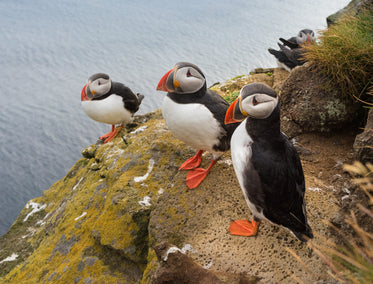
[0,110,189,283]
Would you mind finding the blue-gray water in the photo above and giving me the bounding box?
[0,0,349,236]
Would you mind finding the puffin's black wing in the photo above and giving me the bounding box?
[111,82,143,113]
[268,47,297,70]
[279,37,299,49]
[278,43,307,66]
[202,89,240,151]
[248,135,312,241]
[201,89,230,123]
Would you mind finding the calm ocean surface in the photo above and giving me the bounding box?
[0,0,349,235]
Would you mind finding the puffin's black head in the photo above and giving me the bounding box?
[296,29,316,45]
[225,83,278,124]
[156,62,206,94]
[81,73,112,101]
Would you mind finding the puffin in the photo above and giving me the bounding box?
[279,29,316,49]
[268,29,315,71]
[224,83,313,242]
[81,73,144,143]
[156,62,239,189]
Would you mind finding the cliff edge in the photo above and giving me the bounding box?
[0,68,360,283]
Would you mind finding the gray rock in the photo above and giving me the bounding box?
[327,0,373,27]
[280,65,361,137]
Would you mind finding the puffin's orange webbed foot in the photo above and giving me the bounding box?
[185,159,216,189]
[228,219,260,236]
[185,168,210,189]
[100,125,123,143]
[179,150,203,170]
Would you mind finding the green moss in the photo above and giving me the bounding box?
[231,74,245,80]
[223,90,240,103]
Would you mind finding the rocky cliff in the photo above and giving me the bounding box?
[0,68,361,283]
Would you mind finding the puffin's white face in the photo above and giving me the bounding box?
[239,88,278,119]
[157,62,206,94]
[225,83,278,124]
[88,74,112,98]
[173,66,206,94]
[296,29,316,45]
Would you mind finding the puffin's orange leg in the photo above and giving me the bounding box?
[228,219,260,237]
[100,125,123,143]
[179,150,204,170]
[185,159,216,189]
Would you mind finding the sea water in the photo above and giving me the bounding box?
[0,0,349,235]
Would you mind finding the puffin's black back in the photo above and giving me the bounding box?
[279,36,299,49]
[167,86,239,152]
[93,82,142,113]
[268,44,307,69]
[268,48,297,69]
[244,105,313,240]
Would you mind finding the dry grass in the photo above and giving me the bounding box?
[303,9,373,103]
[296,162,373,283]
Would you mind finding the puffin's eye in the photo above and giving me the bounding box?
[252,96,259,106]
[186,70,192,77]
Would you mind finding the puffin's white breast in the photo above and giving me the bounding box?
[231,121,266,220]
[82,94,133,125]
[162,96,224,154]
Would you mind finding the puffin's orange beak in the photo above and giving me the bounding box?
[81,83,88,101]
[157,68,173,92]
[307,34,311,44]
[225,98,239,124]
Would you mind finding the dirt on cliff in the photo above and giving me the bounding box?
[149,125,359,283]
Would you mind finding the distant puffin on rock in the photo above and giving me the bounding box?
[268,29,316,71]
[81,73,144,143]
[156,62,239,189]
[225,82,313,242]
[279,29,316,49]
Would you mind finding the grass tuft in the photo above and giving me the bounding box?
[305,162,373,283]
[303,8,373,103]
